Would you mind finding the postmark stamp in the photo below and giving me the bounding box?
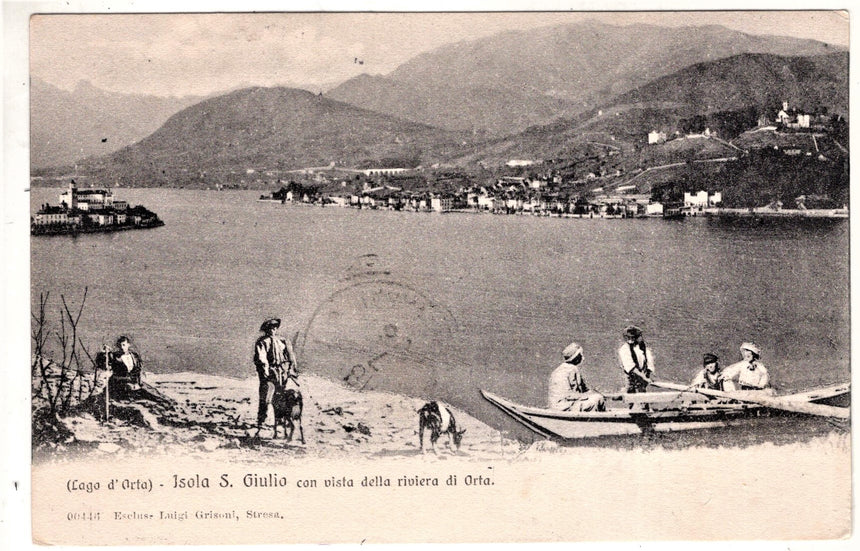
[300,254,458,396]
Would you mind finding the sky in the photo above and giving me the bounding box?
[25,7,849,98]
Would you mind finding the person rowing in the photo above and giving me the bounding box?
[691,352,722,390]
[617,326,654,393]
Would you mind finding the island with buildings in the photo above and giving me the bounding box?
[31,181,164,235]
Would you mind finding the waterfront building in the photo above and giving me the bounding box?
[477,195,494,210]
[430,197,453,212]
[32,205,72,226]
[684,191,722,208]
[646,202,665,216]
[327,196,349,207]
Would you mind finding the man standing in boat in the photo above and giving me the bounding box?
[691,353,722,390]
[253,318,298,431]
[617,326,654,393]
[548,342,605,411]
[719,342,770,391]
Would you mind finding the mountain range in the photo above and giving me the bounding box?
[31,22,848,182]
[30,78,203,169]
[327,21,842,137]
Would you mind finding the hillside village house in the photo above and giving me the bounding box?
[684,191,722,208]
[357,167,410,176]
[776,101,812,129]
[648,130,667,144]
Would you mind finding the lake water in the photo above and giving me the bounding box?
[31,188,849,437]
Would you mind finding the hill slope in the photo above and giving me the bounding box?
[609,52,848,117]
[78,87,465,186]
[328,21,843,137]
[451,52,848,167]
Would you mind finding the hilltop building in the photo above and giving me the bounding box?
[648,130,667,144]
[776,101,812,129]
[505,159,536,167]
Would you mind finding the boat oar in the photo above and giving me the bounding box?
[651,381,850,420]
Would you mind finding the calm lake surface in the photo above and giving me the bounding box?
[31,188,849,436]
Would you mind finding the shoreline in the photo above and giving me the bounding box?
[33,369,851,465]
[30,220,165,236]
[258,198,849,219]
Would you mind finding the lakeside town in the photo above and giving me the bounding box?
[255,100,848,220]
[260,177,848,220]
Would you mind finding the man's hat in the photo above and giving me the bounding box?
[563,342,583,362]
[260,318,281,332]
[623,326,642,339]
[703,352,719,366]
[740,342,761,356]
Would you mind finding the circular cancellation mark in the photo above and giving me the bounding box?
[299,266,458,397]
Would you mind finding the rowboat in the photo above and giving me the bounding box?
[481,383,849,440]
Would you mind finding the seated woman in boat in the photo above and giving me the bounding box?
[97,335,174,408]
[691,352,722,390]
[548,342,605,412]
[718,342,771,392]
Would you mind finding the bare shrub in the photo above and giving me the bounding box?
[32,288,106,419]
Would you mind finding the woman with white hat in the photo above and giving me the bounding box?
[719,342,770,391]
[548,342,605,411]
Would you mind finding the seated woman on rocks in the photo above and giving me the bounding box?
[98,335,173,408]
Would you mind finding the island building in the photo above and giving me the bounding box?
[32,181,160,231]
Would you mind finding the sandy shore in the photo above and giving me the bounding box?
[38,371,523,463]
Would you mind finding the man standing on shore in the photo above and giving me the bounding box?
[253,318,297,431]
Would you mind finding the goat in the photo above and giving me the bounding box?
[271,383,304,444]
[418,401,465,453]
